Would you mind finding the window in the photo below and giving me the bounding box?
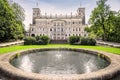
[79,28,81,31]
[61,23,63,26]
[76,28,78,31]
[73,29,74,31]
[73,22,75,24]
[54,28,56,32]
[54,23,56,26]
[50,28,52,31]
[61,28,63,31]
[31,28,34,31]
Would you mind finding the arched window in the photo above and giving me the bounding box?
[31,34,35,37]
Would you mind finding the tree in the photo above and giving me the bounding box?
[0,0,16,41]
[109,11,120,42]
[89,0,111,41]
[11,2,25,39]
[0,0,25,42]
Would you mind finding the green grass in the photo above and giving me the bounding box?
[0,44,120,55]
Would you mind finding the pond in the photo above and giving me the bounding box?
[10,49,110,74]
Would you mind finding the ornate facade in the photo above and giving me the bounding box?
[28,7,87,40]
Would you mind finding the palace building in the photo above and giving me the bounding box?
[28,7,87,40]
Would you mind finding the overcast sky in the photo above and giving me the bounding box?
[13,0,120,30]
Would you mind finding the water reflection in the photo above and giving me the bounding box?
[19,56,33,72]
[10,50,109,74]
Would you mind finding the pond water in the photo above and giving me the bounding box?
[10,50,110,74]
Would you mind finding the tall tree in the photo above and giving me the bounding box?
[0,0,15,41]
[89,0,110,41]
[0,0,25,42]
[11,2,25,39]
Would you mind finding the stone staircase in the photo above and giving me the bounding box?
[50,40,68,44]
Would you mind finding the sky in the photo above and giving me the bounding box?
[13,0,120,30]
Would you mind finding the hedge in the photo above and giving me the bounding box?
[68,36,96,46]
[24,36,49,45]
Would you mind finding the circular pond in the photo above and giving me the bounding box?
[0,48,120,80]
[10,49,110,74]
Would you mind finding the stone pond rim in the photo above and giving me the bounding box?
[0,48,120,80]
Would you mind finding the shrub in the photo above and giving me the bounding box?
[40,36,50,45]
[69,36,80,45]
[80,37,88,45]
[80,37,96,46]
[35,36,43,45]
[24,37,36,45]
[87,38,96,46]
[24,36,50,45]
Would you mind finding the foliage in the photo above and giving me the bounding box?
[24,37,36,45]
[24,36,50,45]
[108,12,120,42]
[89,0,111,41]
[68,36,96,46]
[40,36,50,45]
[80,37,96,46]
[69,36,80,45]
[88,0,120,43]
[0,0,24,42]
[87,38,96,45]
[80,37,88,45]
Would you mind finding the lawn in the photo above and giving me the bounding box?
[0,44,120,55]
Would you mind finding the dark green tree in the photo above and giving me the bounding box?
[0,0,25,42]
[109,11,120,42]
[11,2,25,40]
[0,0,15,41]
[89,0,111,41]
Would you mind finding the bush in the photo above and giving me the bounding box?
[40,36,50,45]
[68,36,96,46]
[35,36,43,45]
[80,37,96,46]
[69,36,80,45]
[24,36,50,45]
[87,38,96,46]
[24,37,36,45]
[80,37,88,45]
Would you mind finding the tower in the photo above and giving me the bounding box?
[77,8,85,25]
[32,8,41,24]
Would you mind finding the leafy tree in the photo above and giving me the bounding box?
[0,0,15,41]
[109,12,120,42]
[11,2,25,39]
[0,0,25,42]
[89,0,111,41]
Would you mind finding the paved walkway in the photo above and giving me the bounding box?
[0,41,24,48]
[97,41,120,48]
